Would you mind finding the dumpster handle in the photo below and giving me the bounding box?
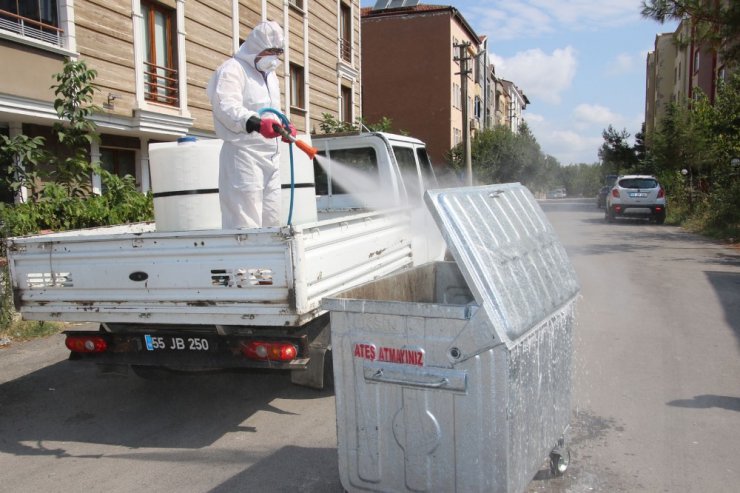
[369,368,450,388]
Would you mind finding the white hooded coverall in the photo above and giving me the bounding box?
[206,21,284,229]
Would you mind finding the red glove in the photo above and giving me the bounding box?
[281,123,297,143]
[259,118,281,139]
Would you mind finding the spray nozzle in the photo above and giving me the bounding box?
[273,123,318,160]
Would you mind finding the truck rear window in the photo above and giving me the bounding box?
[314,147,379,195]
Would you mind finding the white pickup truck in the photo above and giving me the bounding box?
[6,131,443,388]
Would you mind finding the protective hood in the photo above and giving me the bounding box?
[235,21,284,70]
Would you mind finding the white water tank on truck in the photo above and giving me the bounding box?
[149,137,222,232]
[148,136,317,231]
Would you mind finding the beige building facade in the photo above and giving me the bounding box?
[645,6,737,138]
[0,0,360,198]
[645,33,677,136]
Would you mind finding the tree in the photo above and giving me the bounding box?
[318,113,398,134]
[634,122,647,164]
[448,124,552,188]
[0,134,48,202]
[641,1,740,67]
[0,58,153,238]
[598,125,637,175]
[557,163,603,198]
[646,74,739,234]
[50,59,102,197]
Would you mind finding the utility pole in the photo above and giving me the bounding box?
[454,41,472,186]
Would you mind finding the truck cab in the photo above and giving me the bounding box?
[312,132,437,213]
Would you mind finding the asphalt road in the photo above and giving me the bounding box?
[1,198,738,492]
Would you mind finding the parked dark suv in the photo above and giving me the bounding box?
[605,175,666,224]
[596,186,610,208]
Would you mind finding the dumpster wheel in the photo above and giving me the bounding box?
[549,447,571,476]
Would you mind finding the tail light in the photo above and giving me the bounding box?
[655,206,663,212]
[657,187,665,198]
[65,335,108,353]
[614,205,622,213]
[241,341,298,362]
[611,189,620,198]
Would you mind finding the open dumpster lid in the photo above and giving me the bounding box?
[424,183,579,342]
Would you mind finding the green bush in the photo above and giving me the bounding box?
[0,172,153,240]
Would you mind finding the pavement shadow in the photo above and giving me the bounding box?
[705,271,740,347]
[208,445,342,492]
[667,394,740,412]
[0,359,332,456]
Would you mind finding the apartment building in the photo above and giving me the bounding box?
[645,33,677,136]
[0,0,360,199]
[499,79,529,133]
[645,7,737,137]
[361,2,482,166]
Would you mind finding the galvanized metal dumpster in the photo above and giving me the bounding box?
[323,183,580,493]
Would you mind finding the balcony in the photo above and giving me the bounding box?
[339,37,352,64]
[144,61,179,106]
[0,9,64,47]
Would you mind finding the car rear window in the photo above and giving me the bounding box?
[619,178,658,189]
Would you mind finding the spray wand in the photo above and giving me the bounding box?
[272,124,318,160]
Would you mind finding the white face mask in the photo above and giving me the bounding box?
[256,55,280,72]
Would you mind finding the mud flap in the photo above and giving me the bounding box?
[291,316,332,389]
[291,345,330,389]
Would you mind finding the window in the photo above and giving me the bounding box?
[340,85,352,124]
[693,49,699,72]
[0,0,63,46]
[100,148,136,179]
[289,0,304,10]
[393,146,421,202]
[290,63,305,109]
[100,148,136,192]
[718,66,726,83]
[618,178,658,189]
[314,147,379,196]
[416,147,436,189]
[142,1,178,106]
[339,2,351,63]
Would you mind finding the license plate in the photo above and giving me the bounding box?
[144,334,212,351]
[629,192,648,198]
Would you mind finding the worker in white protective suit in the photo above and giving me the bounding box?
[206,21,296,229]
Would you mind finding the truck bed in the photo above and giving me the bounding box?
[7,209,414,328]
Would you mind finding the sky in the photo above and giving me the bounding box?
[361,0,678,165]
